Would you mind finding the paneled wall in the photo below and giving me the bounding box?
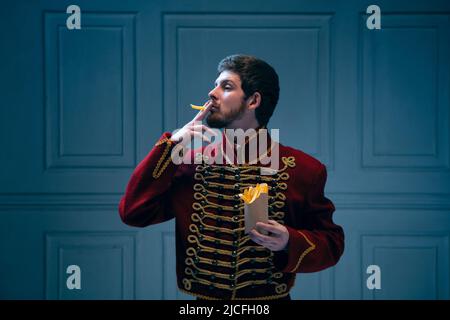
[0,0,449,299]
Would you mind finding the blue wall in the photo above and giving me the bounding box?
[0,0,449,299]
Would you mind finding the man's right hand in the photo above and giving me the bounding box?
[170,100,216,143]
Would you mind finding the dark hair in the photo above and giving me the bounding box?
[217,54,279,127]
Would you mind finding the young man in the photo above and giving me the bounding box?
[119,54,344,300]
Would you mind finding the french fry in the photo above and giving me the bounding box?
[190,104,205,110]
[239,183,268,204]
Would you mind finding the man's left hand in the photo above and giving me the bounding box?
[249,220,289,251]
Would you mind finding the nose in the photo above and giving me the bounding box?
[208,85,219,102]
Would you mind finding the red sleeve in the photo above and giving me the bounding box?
[274,164,345,273]
[118,132,178,227]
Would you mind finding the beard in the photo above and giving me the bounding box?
[206,102,247,129]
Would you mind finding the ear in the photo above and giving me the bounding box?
[246,92,262,110]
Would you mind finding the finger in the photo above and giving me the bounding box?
[256,222,283,235]
[202,125,220,140]
[250,229,277,243]
[250,230,263,243]
[180,131,211,144]
[267,220,286,227]
[251,235,278,248]
[249,232,264,245]
[188,124,219,139]
[187,127,215,143]
[193,100,213,121]
[190,131,212,142]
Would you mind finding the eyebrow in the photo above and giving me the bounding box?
[214,79,235,87]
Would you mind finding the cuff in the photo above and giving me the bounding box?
[273,226,316,273]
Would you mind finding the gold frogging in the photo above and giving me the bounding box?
[181,156,296,299]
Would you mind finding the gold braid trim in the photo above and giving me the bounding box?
[154,137,169,146]
[194,170,289,183]
[190,213,244,233]
[232,209,245,300]
[194,184,239,201]
[194,175,287,192]
[152,139,173,178]
[281,156,296,169]
[185,265,272,281]
[196,164,258,173]
[184,265,273,290]
[290,231,316,272]
[194,193,241,211]
[182,156,296,298]
[190,204,284,230]
[194,192,285,211]
[188,230,249,246]
[200,172,276,183]
[185,255,269,269]
[187,234,251,250]
[178,287,290,300]
[186,245,268,259]
[181,276,286,292]
[192,205,246,223]
[194,156,294,174]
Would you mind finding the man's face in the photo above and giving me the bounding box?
[206,70,247,128]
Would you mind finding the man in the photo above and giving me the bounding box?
[119,54,344,300]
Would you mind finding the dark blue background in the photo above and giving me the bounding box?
[0,0,449,299]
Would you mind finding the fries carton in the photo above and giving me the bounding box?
[239,184,269,235]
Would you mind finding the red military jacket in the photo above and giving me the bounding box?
[119,129,344,300]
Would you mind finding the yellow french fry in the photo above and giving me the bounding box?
[239,190,251,203]
[190,104,205,110]
[240,188,249,203]
[259,183,268,193]
[240,183,269,204]
[249,188,260,204]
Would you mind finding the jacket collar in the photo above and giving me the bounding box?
[218,125,274,165]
